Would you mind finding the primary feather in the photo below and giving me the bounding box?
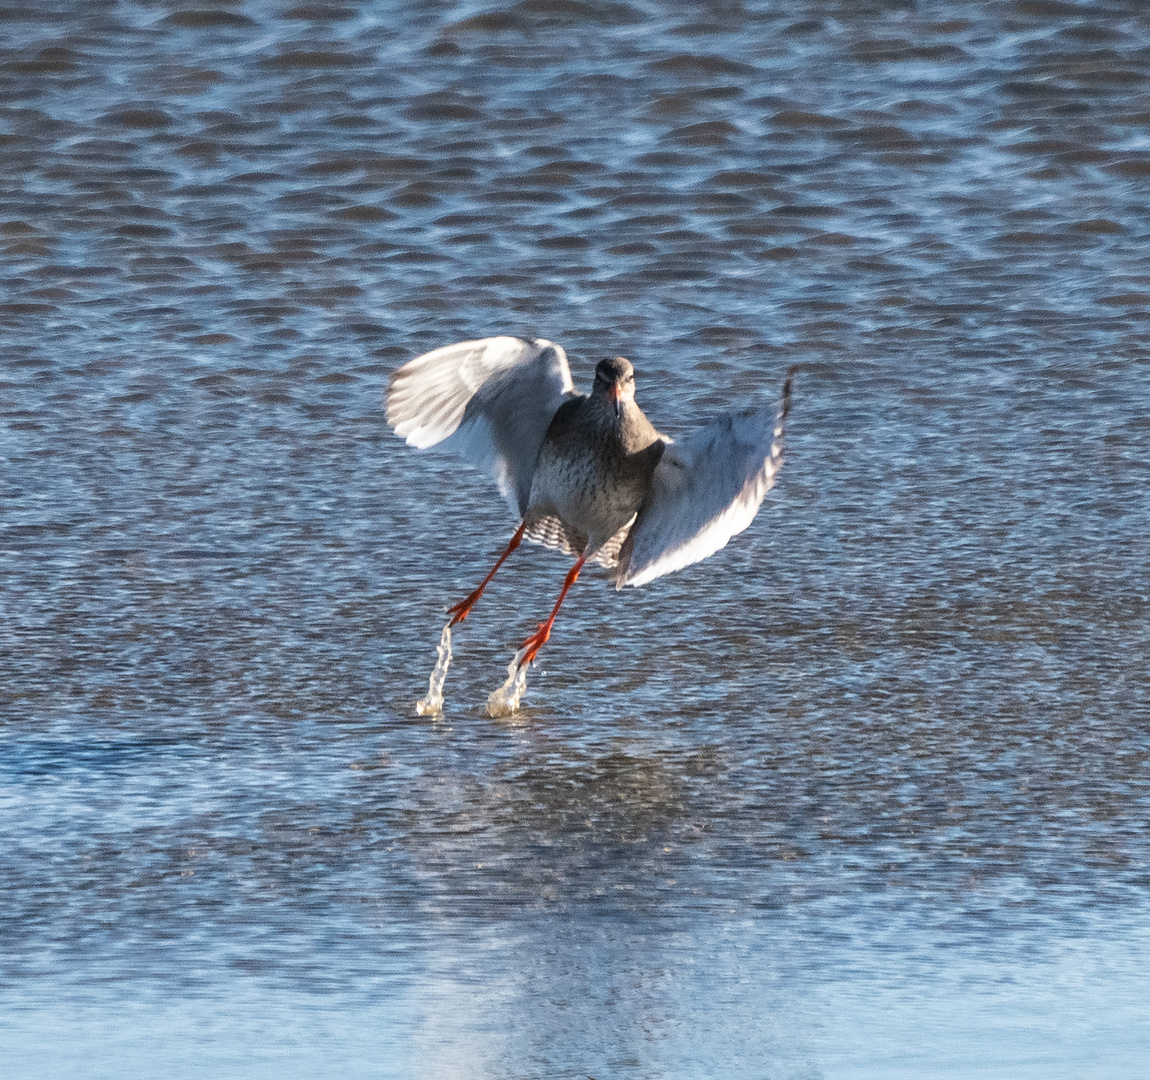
[386,336,575,515]
[614,370,791,587]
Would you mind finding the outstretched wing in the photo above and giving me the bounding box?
[386,336,576,516]
[615,370,793,588]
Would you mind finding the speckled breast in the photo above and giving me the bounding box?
[527,402,664,552]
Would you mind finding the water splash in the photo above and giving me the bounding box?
[486,645,531,718]
[415,622,453,716]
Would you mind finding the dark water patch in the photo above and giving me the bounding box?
[258,49,361,71]
[665,119,744,145]
[162,10,259,29]
[649,53,756,78]
[772,108,846,128]
[851,39,970,64]
[1107,157,1150,177]
[99,107,176,129]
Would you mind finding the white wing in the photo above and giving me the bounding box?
[616,371,792,588]
[386,336,576,515]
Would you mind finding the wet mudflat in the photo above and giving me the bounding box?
[1,1,1149,1076]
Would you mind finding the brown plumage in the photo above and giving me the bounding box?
[386,335,792,678]
[523,356,666,571]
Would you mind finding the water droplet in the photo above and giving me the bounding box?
[415,623,452,716]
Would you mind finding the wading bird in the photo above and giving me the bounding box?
[386,336,792,713]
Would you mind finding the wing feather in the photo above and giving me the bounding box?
[616,371,793,588]
[386,336,576,515]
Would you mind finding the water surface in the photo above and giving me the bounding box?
[2,1,1149,1076]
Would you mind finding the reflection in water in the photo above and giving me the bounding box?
[2,0,1149,1076]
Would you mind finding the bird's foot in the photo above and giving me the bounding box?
[445,586,483,626]
[517,621,552,668]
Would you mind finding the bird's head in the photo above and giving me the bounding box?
[593,356,636,418]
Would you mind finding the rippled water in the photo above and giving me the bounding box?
[3,1,1149,1076]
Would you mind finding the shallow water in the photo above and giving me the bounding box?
[2,1,1149,1076]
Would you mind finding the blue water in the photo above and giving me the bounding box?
[2,1,1149,1075]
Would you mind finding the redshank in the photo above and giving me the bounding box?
[386,336,793,714]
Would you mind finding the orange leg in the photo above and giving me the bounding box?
[518,553,588,666]
[445,521,527,626]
